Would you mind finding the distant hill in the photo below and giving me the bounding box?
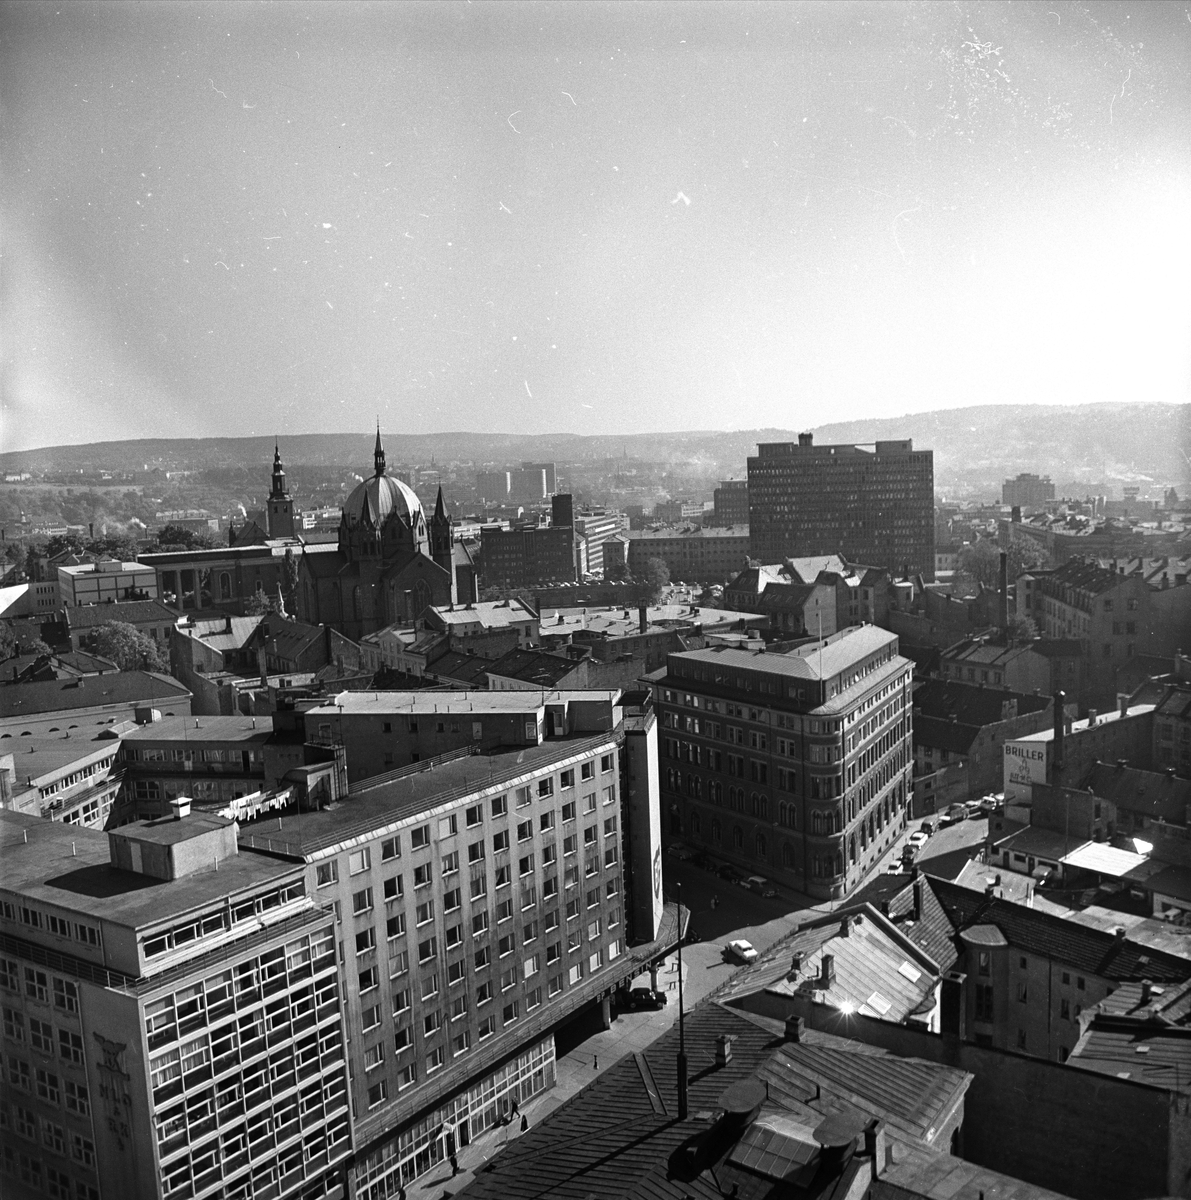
[4,403,1187,492]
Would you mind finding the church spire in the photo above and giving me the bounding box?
[373,421,386,478]
[433,485,447,522]
[271,440,288,499]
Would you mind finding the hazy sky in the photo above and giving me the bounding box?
[2,0,1188,452]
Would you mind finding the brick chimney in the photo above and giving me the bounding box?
[820,954,835,988]
[785,1014,806,1042]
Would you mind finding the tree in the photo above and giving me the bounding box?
[1006,614,1038,645]
[0,623,16,661]
[153,525,223,552]
[956,540,1001,592]
[45,534,85,559]
[633,556,670,605]
[87,534,140,562]
[244,590,280,617]
[282,548,300,613]
[3,542,27,582]
[90,621,167,673]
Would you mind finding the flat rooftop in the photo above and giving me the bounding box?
[238,732,620,858]
[2,735,121,784]
[0,810,300,932]
[539,603,765,638]
[0,671,192,718]
[303,689,623,718]
[122,714,275,744]
[675,625,900,683]
[1010,704,1158,743]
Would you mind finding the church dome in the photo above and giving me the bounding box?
[343,475,424,528]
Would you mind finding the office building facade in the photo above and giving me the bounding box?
[237,715,663,1197]
[747,434,934,579]
[0,809,350,1200]
[652,626,914,901]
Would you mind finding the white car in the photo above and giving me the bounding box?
[907,831,930,850]
[726,939,759,964]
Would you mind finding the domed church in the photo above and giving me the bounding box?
[296,428,459,638]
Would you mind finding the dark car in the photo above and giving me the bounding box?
[684,926,703,945]
[717,865,742,882]
[623,987,667,1011]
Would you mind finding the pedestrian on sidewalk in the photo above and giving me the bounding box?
[521,1114,529,1133]
[450,1153,459,1176]
[593,1054,599,1070]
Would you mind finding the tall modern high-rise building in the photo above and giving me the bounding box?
[747,434,934,579]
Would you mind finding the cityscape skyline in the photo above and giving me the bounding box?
[3,1,1189,452]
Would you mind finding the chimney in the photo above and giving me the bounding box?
[785,1014,806,1042]
[999,551,1009,630]
[840,916,851,938]
[715,1034,734,1066]
[798,431,813,447]
[1141,979,1153,1005]
[1052,690,1066,781]
[169,797,191,821]
[638,604,647,634]
[820,954,836,988]
[1118,692,1130,718]
[863,1120,888,1182]
[1113,925,1126,940]
[1087,709,1097,728]
[791,951,803,975]
[913,876,924,922]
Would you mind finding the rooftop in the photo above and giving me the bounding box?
[1086,761,1191,821]
[238,732,621,858]
[63,599,178,629]
[121,713,274,745]
[1,734,122,785]
[484,648,588,687]
[0,809,299,932]
[913,679,1051,726]
[454,1002,976,1200]
[1010,703,1157,744]
[930,877,1191,985]
[0,671,192,719]
[629,523,751,539]
[427,600,539,629]
[302,688,622,718]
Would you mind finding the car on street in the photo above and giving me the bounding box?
[622,987,667,1011]
[938,805,967,827]
[886,861,907,875]
[726,939,759,964]
[977,797,999,815]
[907,831,930,851]
[717,865,743,883]
[920,820,936,835]
[684,926,703,945]
[666,845,694,860]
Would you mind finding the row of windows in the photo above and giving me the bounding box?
[0,1142,98,1200]
[5,1055,90,1116]
[141,880,307,959]
[0,909,100,948]
[0,967,78,1013]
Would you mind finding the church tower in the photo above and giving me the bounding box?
[430,486,457,604]
[267,442,296,539]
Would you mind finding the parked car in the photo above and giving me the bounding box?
[684,926,703,945]
[726,939,759,964]
[907,831,930,851]
[717,865,742,883]
[744,875,770,895]
[886,861,907,875]
[666,845,694,861]
[622,987,667,1011]
[978,797,999,815]
[920,820,936,836]
[938,805,966,827]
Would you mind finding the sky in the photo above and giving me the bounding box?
[2,0,1189,452]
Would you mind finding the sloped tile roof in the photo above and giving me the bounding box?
[64,599,177,628]
[929,878,1191,984]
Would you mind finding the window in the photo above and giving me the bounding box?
[601,754,614,773]
[384,875,404,902]
[498,934,514,958]
[519,853,535,876]
[584,825,598,846]
[359,967,379,993]
[581,761,595,781]
[0,959,17,992]
[52,979,78,1014]
[478,1016,496,1040]
[1060,998,1071,1021]
[1017,1029,1027,1050]
[564,834,578,857]
[538,777,554,799]
[352,888,373,915]
[560,769,575,789]
[411,825,430,850]
[394,1025,412,1052]
[549,974,563,997]
[70,1133,95,1167]
[24,969,48,1003]
[398,1063,417,1090]
[387,913,407,940]
[414,863,433,889]
[540,811,555,832]
[491,795,508,818]
[502,1000,519,1024]
[518,820,533,843]
[586,888,600,909]
[364,1041,385,1071]
[495,866,512,890]
[3,1008,24,1043]
[438,815,458,839]
[367,1080,388,1107]
[472,911,489,936]
[418,937,437,963]
[36,1068,60,1103]
[381,836,401,862]
[493,830,510,854]
[415,900,434,926]
[349,848,371,875]
[562,801,577,822]
[389,948,409,976]
[64,1079,89,1116]
[30,1019,53,1053]
[57,1030,83,1065]
[466,804,483,827]
[471,875,488,900]
[468,839,485,864]
[421,974,440,1001]
[393,988,411,1015]
[449,959,467,988]
[542,844,557,867]
[1016,983,1028,1004]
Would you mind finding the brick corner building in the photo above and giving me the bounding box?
[747,433,934,580]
